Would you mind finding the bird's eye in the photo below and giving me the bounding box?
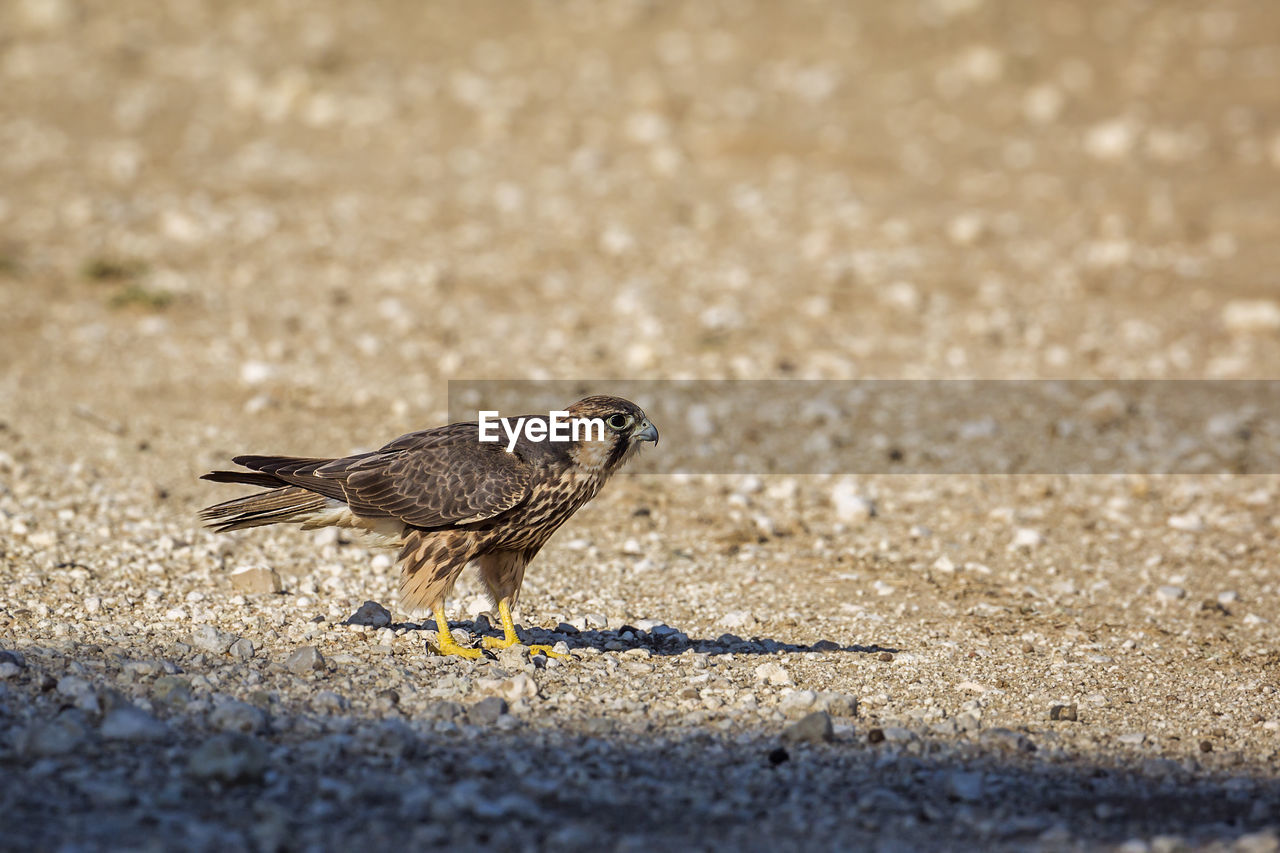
[607,414,630,430]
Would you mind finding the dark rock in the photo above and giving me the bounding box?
[346,600,392,629]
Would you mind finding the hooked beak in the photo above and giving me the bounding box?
[633,419,659,445]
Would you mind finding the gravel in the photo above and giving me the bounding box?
[2,0,1280,850]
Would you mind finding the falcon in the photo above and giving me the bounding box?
[200,395,658,658]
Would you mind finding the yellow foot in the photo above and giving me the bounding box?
[428,636,484,659]
[480,635,568,659]
[429,603,484,658]
[482,597,569,658]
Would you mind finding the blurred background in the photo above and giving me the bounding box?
[3,0,1279,479]
[3,6,1280,847]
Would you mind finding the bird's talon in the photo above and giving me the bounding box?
[527,644,569,659]
[428,639,484,659]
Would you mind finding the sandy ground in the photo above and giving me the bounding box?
[2,1,1279,850]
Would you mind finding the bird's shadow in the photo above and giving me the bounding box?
[396,619,898,658]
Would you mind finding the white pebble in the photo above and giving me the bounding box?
[1222,300,1280,334]
[1010,528,1043,550]
[1084,118,1137,161]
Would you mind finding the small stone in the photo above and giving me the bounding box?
[932,555,957,574]
[190,625,237,656]
[22,714,88,756]
[497,644,531,670]
[424,700,464,721]
[239,361,275,386]
[719,611,758,630]
[286,646,325,675]
[376,688,400,711]
[1010,528,1043,550]
[56,675,99,712]
[1222,300,1280,335]
[878,652,894,663]
[361,719,420,760]
[1218,590,1239,606]
[1050,704,1078,722]
[100,706,168,742]
[779,690,819,718]
[1083,389,1128,425]
[767,747,790,766]
[782,711,834,744]
[314,691,347,714]
[1117,732,1147,745]
[152,675,193,708]
[754,662,793,686]
[831,480,876,524]
[1156,585,1186,602]
[229,638,255,660]
[468,696,509,725]
[56,675,93,699]
[1232,831,1280,853]
[1084,118,1137,161]
[867,728,886,744]
[187,734,268,784]
[0,649,26,668]
[933,718,960,736]
[1167,514,1204,532]
[210,699,267,734]
[945,770,985,803]
[880,727,916,744]
[955,711,982,732]
[0,662,20,680]
[347,600,392,629]
[502,673,538,703]
[582,613,608,630]
[815,693,858,718]
[121,660,166,680]
[980,728,1035,752]
[229,565,283,594]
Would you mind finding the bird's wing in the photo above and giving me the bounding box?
[310,424,534,528]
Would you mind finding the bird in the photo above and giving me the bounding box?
[199,395,658,658]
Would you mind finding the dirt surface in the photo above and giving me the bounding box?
[2,1,1279,850]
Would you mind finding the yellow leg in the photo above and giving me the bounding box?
[429,604,482,659]
[481,598,568,658]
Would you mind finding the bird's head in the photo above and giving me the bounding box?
[564,395,658,472]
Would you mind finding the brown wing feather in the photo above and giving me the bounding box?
[323,427,533,528]
[205,423,532,531]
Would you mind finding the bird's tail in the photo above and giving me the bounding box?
[199,486,329,533]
